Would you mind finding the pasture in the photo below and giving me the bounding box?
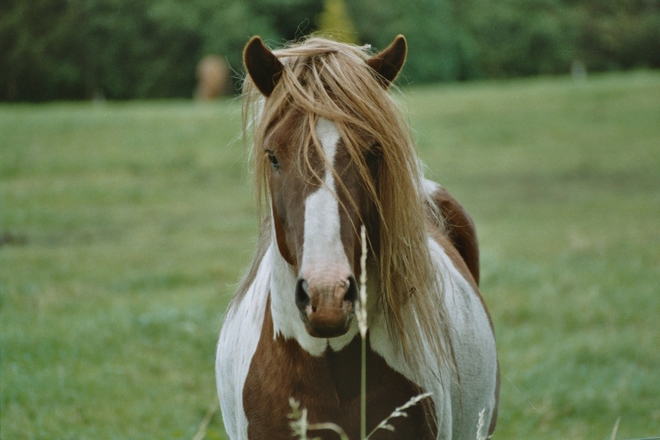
[1,71,659,439]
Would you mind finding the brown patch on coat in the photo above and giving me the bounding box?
[243,297,436,440]
[431,186,480,285]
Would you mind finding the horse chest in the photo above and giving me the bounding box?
[242,299,435,440]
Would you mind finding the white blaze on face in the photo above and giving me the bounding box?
[301,118,352,281]
[268,117,357,355]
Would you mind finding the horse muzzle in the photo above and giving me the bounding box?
[295,275,358,338]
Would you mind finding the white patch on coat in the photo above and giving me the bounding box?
[216,246,273,439]
[369,235,498,440]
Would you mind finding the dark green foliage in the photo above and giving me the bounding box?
[347,0,477,83]
[462,0,579,78]
[245,0,324,41]
[462,0,660,78]
[348,0,660,82]
[0,0,320,101]
[1,0,659,100]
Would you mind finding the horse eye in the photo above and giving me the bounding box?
[267,152,280,169]
[365,143,381,166]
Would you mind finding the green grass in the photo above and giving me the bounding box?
[2,71,659,439]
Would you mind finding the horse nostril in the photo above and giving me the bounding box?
[343,275,358,305]
[295,278,310,312]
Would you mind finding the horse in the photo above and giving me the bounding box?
[195,55,229,100]
[216,35,499,440]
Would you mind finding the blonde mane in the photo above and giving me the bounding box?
[239,36,453,383]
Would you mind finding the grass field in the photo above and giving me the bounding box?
[1,71,659,439]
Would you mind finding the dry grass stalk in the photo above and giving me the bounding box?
[288,397,349,440]
[609,417,621,440]
[365,392,432,439]
[191,401,218,440]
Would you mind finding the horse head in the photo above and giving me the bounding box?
[243,35,407,338]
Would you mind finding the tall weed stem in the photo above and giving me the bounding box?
[358,225,368,440]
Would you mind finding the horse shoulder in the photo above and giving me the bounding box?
[423,180,499,438]
[430,233,499,439]
[216,247,273,439]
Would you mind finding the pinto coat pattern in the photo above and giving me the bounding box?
[216,35,499,440]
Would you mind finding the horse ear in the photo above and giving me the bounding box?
[243,36,284,97]
[366,35,407,88]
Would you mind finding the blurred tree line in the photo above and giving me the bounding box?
[1,0,659,101]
